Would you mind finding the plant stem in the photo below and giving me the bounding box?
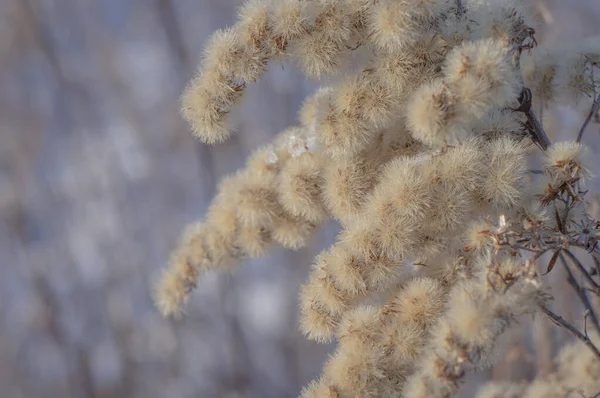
[539,305,600,360]
[559,254,600,335]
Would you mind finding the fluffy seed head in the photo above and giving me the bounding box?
[321,246,367,295]
[464,220,493,251]
[468,0,534,43]
[154,270,188,317]
[444,38,520,110]
[272,0,309,41]
[388,278,446,329]
[300,379,340,398]
[237,223,271,258]
[446,282,504,345]
[368,0,448,51]
[555,54,594,104]
[299,286,339,343]
[180,70,239,144]
[545,141,594,180]
[323,156,378,223]
[381,320,424,363]
[237,0,271,46]
[479,136,527,210]
[278,154,327,223]
[432,138,487,193]
[406,79,461,147]
[294,32,341,78]
[337,306,381,344]
[271,214,314,250]
[318,102,371,158]
[299,86,333,129]
[237,173,281,227]
[523,49,558,104]
[369,0,418,51]
[323,344,385,398]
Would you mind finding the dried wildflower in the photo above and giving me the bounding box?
[154,1,600,396]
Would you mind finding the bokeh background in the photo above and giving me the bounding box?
[0,1,599,397]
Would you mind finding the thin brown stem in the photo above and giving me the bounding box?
[563,249,600,293]
[559,254,600,335]
[539,305,600,360]
[577,64,598,142]
[514,87,551,150]
[525,107,551,151]
[577,95,599,142]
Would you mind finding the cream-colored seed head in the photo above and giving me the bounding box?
[278,154,328,224]
[271,0,309,41]
[294,32,342,79]
[337,306,381,344]
[180,72,237,144]
[555,55,594,104]
[545,141,594,180]
[406,79,458,147]
[479,136,527,210]
[299,379,340,398]
[464,220,493,251]
[158,1,600,396]
[323,343,385,398]
[321,246,367,295]
[323,156,378,223]
[237,0,271,46]
[389,278,446,329]
[445,38,520,110]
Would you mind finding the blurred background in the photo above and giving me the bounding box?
[0,1,598,397]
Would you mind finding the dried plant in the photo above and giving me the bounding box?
[476,332,600,397]
[153,0,600,396]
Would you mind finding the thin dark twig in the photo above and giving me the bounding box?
[559,254,600,335]
[577,64,599,142]
[514,88,551,150]
[593,255,600,279]
[563,249,600,292]
[584,309,591,338]
[455,0,464,16]
[577,99,599,142]
[539,305,600,360]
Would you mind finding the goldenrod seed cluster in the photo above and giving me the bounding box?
[154,0,600,396]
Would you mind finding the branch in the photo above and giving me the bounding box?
[515,88,551,150]
[539,305,600,361]
[510,25,551,151]
[559,253,600,336]
[563,249,600,294]
[455,0,464,16]
[577,64,598,142]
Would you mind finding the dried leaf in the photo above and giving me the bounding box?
[544,250,561,275]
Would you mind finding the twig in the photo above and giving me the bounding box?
[528,169,545,175]
[515,88,551,150]
[577,65,598,142]
[563,249,600,293]
[510,23,551,151]
[525,107,552,151]
[539,305,600,360]
[577,99,599,142]
[559,253,600,335]
[455,0,464,16]
[593,255,600,279]
[584,309,591,338]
